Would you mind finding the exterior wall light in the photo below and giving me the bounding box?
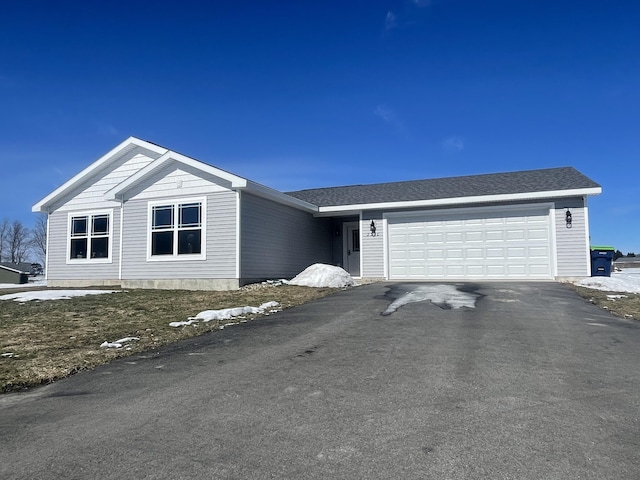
[565,209,572,228]
[370,220,377,236]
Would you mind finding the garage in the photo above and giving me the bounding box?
[387,205,553,280]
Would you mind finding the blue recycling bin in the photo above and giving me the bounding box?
[590,246,615,277]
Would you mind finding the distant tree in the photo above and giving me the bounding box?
[7,220,30,263]
[30,214,47,265]
[614,250,624,261]
[628,252,636,257]
[0,218,8,261]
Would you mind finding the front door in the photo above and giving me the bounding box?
[344,222,361,277]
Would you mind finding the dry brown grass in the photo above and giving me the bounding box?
[570,285,640,321]
[0,284,337,393]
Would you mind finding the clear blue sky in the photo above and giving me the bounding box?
[1,0,638,253]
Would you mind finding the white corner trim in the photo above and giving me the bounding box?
[583,196,592,276]
[317,187,602,214]
[236,190,241,279]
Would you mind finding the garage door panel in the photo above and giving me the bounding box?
[528,228,549,240]
[388,207,552,280]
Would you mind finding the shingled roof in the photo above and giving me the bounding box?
[285,167,600,207]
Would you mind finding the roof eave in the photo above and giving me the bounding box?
[245,182,319,212]
[315,187,602,215]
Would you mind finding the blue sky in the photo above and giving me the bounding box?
[1,0,638,253]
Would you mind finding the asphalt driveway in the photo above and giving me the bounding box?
[1,282,639,479]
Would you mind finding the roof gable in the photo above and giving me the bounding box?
[32,137,168,213]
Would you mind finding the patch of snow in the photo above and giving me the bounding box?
[171,301,280,327]
[288,264,355,288]
[1,352,16,358]
[100,337,140,349]
[382,284,480,316]
[0,289,119,302]
[573,270,640,294]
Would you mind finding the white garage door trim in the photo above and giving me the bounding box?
[384,203,556,280]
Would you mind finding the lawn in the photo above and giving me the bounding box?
[0,284,336,393]
[571,285,640,321]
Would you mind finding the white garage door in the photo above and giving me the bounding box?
[387,206,553,280]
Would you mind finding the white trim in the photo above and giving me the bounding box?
[358,212,363,278]
[317,187,602,214]
[118,202,124,280]
[583,196,592,276]
[45,214,50,280]
[33,137,167,212]
[235,190,241,279]
[65,209,114,265]
[382,216,389,280]
[549,207,558,277]
[146,196,207,262]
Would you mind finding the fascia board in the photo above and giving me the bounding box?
[316,187,603,215]
[244,181,319,212]
[105,150,249,201]
[32,137,167,212]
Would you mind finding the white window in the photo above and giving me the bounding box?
[67,210,112,263]
[148,198,206,260]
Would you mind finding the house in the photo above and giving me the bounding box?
[613,255,640,270]
[0,262,32,284]
[32,137,602,290]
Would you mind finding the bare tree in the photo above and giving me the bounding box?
[7,220,30,263]
[31,214,47,265]
[0,218,8,262]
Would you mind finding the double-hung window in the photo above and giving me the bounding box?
[68,211,111,262]
[149,199,205,259]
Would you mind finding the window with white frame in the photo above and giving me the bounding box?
[150,200,204,258]
[69,212,111,260]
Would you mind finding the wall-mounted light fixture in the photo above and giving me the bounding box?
[370,220,377,236]
[565,209,572,228]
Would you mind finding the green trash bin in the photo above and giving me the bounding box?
[590,246,615,277]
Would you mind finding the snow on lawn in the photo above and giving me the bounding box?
[100,337,140,349]
[287,263,356,288]
[0,289,119,302]
[573,269,640,294]
[171,301,280,327]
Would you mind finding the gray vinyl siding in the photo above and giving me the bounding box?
[554,197,590,277]
[362,211,385,277]
[120,191,237,280]
[240,192,332,280]
[46,209,121,281]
